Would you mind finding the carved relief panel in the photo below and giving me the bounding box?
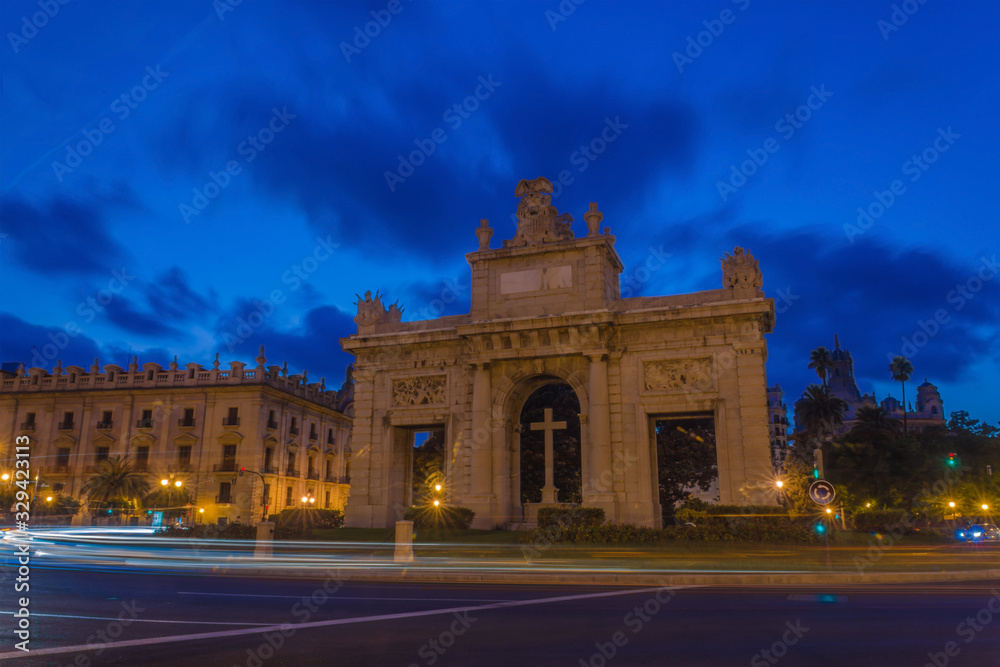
[392,375,447,406]
[643,358,714,393]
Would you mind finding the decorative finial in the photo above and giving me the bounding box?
[475,218,494,251]
[834,334,840,349]
[170,355,179,371]
[256,345,266,367]
[213,353,220,370]
[282,361,288,377]
[584,202,603,237]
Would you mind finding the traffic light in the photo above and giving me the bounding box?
[947,452,958,467]
[240,467,245,477]
[815,523,826,534]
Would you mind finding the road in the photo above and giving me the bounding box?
[1,565,999,666]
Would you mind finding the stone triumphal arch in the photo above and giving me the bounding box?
[341,177,775,528]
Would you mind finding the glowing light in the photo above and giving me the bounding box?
[948,501,956,508]
[433,500,440,507]
[1,473,9,481]
[46,496,53,502]
[175,480,183,487]
[199,508,204,513]
[865,503,871,508]
[301,496,308,503]
[309,497,315,504]
[775,480,783,489]
[825,508,832,514]
[161,479,169,486]
[983,504,990,511]
[434,484,442,492]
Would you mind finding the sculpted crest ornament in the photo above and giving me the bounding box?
[504,177,574,248]
[354,290,403,327]
[721,247,763,290]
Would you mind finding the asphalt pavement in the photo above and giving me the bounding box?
[2,565,999,666]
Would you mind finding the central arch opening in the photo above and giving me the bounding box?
[519,382,582,505]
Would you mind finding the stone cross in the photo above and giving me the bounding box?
[530,407,566,503]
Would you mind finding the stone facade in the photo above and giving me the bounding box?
[0,348,353,525]
[341,177,777,529]
[768,384,789,471]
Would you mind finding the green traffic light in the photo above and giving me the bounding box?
[815,523,826,534]
[813,468,820,479]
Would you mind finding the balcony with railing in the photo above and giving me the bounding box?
[263,465,278,474]
[96,420,113,430]
[285,467,300,477]
[266,419,278,430]
[289,426,299,436]
[177,418,196,428]
[215,495,232,505]
[222,416,240,427]
[212,460,238,472]
[168,463,193,473]
[57,420,75,430]
[309,431,318,441]
[20,422,36,431]
[135,418,153,429]
[307,470,319,480]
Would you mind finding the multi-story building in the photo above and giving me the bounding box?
[793,336,946,437]
[767,384,789,471]
[0,347,353,526]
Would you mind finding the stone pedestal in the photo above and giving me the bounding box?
[394,520,414,562]
[254,521,275,558]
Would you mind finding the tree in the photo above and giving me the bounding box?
[792,384,848,473]
[655,417,718,518]
[808,347,833,389]
[889,356,914,434]
[852,405,900,436]
[143,487,192,521]
[80,456,150,515]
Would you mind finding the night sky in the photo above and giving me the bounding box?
[2,0,998,424]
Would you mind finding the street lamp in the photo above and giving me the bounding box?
[1,473,9,481]
[775,480,783,489]
[983,504,990,511]
[949,501,956,508]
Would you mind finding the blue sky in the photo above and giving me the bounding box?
[1,0,998,424]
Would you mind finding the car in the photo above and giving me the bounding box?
[955,524,999,542]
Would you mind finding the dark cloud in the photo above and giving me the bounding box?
[103,295,181,338]
[0,313,102,369]
[0,196,126,276]
[145,266,216,321]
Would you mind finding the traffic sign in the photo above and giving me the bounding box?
[808,480,836,505]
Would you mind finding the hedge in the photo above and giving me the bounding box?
[268,509,345,538]
[517,519,819,545]
[536,506,605,530]
[402,505,476,530]
[852,510,916,534]
[156,522,257,540]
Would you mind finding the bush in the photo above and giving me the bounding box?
[852,510,915,534]
[402,505,476,530]
[517,517,820,546]
[156,522,257,540]
[537,506,606,531]
[267,509,345,539]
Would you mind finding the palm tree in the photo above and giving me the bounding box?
[853,405,900,436]
[889,356,914,435]
[808,347,833,389]
[793,384,848,472]
[80,456,150,515]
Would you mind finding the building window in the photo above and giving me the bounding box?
[267,410,278,429]
[96,447,110,462]
[289,417,299,435]
[136,446,150,469]
[309,423,318,440]
[218,482,232,504]
[324,490,330,508]
[221,444,237,471]
[59,411,74,429]
[178,446,192,465]
[137,409,153,428]
[56,448,70,468]
[98,411,113,429]
[931,406,938,415]
[285,486,293,506]
[308,456,315,477]
[53,482,65,493]
[224,407,239,426]
[326,459,332,479]
[287,452,297,475]
[180,408,195,427]
[327,428,335,445]
[264,448,274,472]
